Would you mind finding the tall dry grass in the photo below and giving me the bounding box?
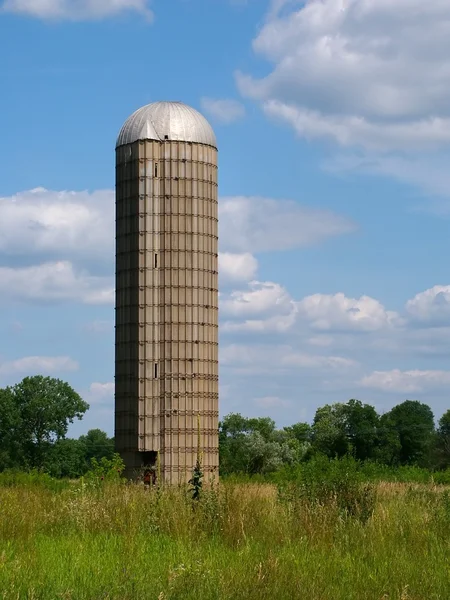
[0,478,449,599]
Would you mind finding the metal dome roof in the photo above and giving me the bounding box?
[116,101,217,148]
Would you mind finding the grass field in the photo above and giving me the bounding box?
[1,476,449,599]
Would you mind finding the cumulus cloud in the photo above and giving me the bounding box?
[222,281,292,317]
[219,253,258,282]
[201,98,246,123]
[325,153,450,202]
[0,356,78,376]
[221,281,297,333]
[0,189,355,307]
[360,369,450,393]
[1,0,153,20]
[281,352,357,369]
[87,382,115,404]
[0,261,114,304]
[238,0,450,151]
[0,190,352,269]
[221,343,356,373]
[406,285,450,325]
[262,102,450,152]
[297,292,401,332]
[0,188,114,264]
[220,196,355,253]
[220,285,418,336]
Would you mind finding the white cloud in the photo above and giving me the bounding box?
[220,196,355,253]
[0,188,114,263]
[282,352,357,369]
[0,356,78,376]
[325,153,450,202]
[262,102,450,152]
[406,285,450,325]
[221,281,297,333]
[219,253,258,282]
[238,0,450,151]
[222,281,292,317]
[0,261,113,304]
[0,191,353,270]
[297,292,401,331]
[221,343,356,373]
[201,98,246,123]
[360,369,450,393]
[220,285,412,336]
[87,382,115,404]
[1,0,153,20]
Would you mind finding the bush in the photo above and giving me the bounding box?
[277,455,377,523]
[432,469,450,485]
[83,454,125,488]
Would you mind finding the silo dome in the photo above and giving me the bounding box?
[116,101,217,148]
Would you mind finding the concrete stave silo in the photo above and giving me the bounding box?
[115,101,219,484]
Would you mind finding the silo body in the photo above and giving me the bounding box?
[115,102,219,484]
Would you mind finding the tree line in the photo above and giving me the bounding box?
[1,375,449,477]
[0,375,114,477]
[220,399,450,475]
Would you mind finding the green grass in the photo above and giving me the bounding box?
[1,479,450,599]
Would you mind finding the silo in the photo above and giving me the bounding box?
[115,101,219,484]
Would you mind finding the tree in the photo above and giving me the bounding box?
[374,413,402,465]
[385,400,435,466]
[311,403,349,458]
[247,417,276,441]
[46,438,86,479]
[243,431,285,474]
[435,410,450,469]
[311,400,381,461]
[79,429,114,469]
[0,387,21,469]
[219,413,305,475]
[0,376,89,471]
[343,399,379,461]
[283,422,311,445]
[219,413,252,474]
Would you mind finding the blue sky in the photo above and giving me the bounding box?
[2,0,450,436]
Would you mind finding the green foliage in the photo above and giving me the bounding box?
[188,457,203,501]
[0,387,21,468]
[0,373,446,481]
[282,421,311,444]
[45,438,86,479]
[277,455,377,523]
[311,403,349,457]
[0,376,89,471]
[344,399,379,460]
[311,399,380,460]
[435,409,450,469]
[79,428,115,466]
[385,400,435,466]
[84,453,125,485]
[219,413,310,475]
[373,413,402,465]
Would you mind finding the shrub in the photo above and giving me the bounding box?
[83,453,125,488]
[277,455,377,523]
